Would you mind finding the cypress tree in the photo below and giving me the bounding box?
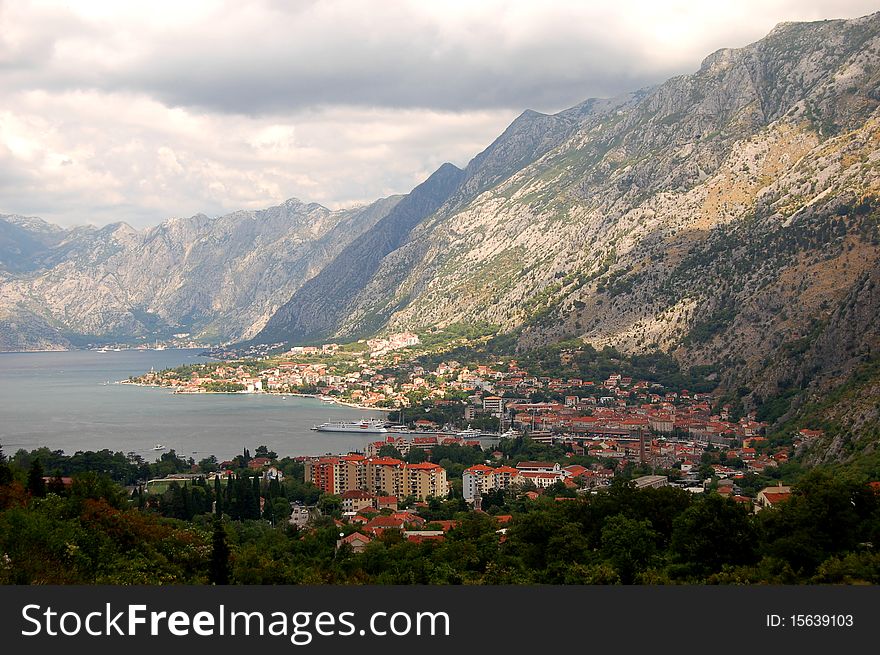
[182,482,193,520]
[0,444,13,486]
[209,516,230,585]
[27,458,46,497]
[250,475,261,519]
[214,476,222,516]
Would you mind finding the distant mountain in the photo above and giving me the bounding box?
[0,196,399,350]
[0,215,67,274]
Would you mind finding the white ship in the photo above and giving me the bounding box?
[312,418,388,433]
[456,426,483,438]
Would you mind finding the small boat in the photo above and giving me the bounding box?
[153,444,166,451]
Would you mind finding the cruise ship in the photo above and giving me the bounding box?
[312,418,389,433]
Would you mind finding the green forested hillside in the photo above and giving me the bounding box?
[2,447,879,585]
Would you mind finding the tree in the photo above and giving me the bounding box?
[670,494,758,577]
[199,455,219,473]
[377,445,404,459]
[209,516,230,585]
[27,458,46,498]
[317,494,342,518]
[758,470,877,575]
[600,514,658,583]
[405,449,428,464]
[214,476,222,515]
[0,444,13,486]
[255,445,278,459]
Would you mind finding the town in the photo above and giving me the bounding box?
[5,330,877,587]
[128,331,825,533]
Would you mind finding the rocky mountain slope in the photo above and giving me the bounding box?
[257,14,880,424]
[256,163,465,343]
[0,197,399,350]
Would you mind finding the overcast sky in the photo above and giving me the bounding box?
[1,0,878,228]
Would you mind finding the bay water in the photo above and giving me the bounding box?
[0,349,387,462]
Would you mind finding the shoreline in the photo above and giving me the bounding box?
[120,381,386,412]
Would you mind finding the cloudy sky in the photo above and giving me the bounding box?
[1,0,877,228]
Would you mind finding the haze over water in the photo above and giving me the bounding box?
[0,349,386,462]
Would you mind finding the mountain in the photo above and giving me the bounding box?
[0,215,68,274]
[255,163,465,343]
[253,14,880,426]
[255,93,644,344]
[0,196,399,350]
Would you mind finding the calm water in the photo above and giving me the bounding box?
[0,349,386,462]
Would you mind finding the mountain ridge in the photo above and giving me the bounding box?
[0,195,401,350]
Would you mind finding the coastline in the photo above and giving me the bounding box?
[120,380,386,412]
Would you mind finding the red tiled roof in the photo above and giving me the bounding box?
[367,457,403,466]
[340,532,371,545]
[407,462,443,471]
[364,516,406,529]
[762,492,791,505]
[465,464,494,473]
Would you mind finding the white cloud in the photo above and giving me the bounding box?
[0,89,514,225]
[0,0,877,227]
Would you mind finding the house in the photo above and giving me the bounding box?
[361,514,424,536]
[755,484,792,512]
[340,489,375,513]
[262,466,284,482]
[562,464,588,479]
[336,532,372,553]
[515,461,561,474]
[288,503,313,528]
[376,495,398,511]
[404,532,445,544]
[519,471,564,488]
[42,476,73,489]
[248,457,272,470]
